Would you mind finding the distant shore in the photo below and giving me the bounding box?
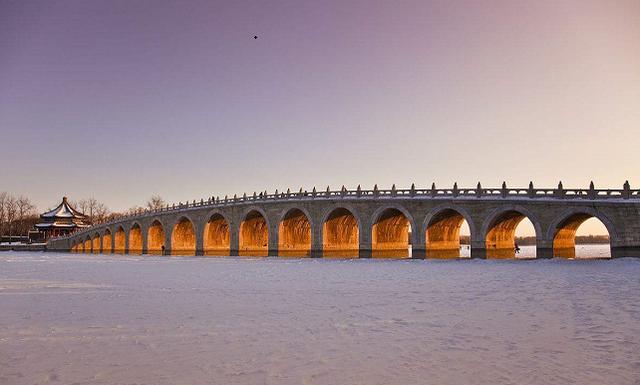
[458,235,609,246]
[0,243,46,252]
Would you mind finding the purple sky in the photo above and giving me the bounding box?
[1,0,638,218]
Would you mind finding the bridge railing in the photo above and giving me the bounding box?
[52,181,638,241]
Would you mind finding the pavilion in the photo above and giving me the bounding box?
[35,197,90,239]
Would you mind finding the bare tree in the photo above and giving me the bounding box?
[5,195,17,242]
[103,212,124,222]
[72,199,89,215]
[146,195,165,211]
[86,198,98,218]
[16,196,36,236]
[92,202,109,223]
[0,192,7,237]
[126,206,145,216]
[71,197,110,224]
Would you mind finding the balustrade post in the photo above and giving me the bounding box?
[588,181,596,199]
[528,181,535,198]
[623,180,631,199]
[556,181,565,199]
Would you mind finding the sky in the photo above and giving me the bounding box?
[0,1,638,234]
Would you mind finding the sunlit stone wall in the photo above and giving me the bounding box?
[239,211,268,256]
[102,231,112,253]
[129,225,142,255]
[426,209,466,259]
[171,218,196,256]
[147,221,165,255]
[323,208,359,257]
[371,208,409,258]
[204,214,230,256]
[553,213,593,259]
[278,209,311,257]
[92,236,100,254]
[114,228,125,254]
[484,211,531,259]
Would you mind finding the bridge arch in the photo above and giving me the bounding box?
[102,228,113,253]
[171,216,196,256]
[547,207,615,258]
[278,207,313,257]
[128,222,143,255]
[114,226,126,254]
[423,205,475,259]
[482,205,542,259]
[321,205,361,257]
[92,233,101,254]
[203,210,231,256]
[239,207,269,256]
[371,205,416,258]
[83,236,92,253]
[147,219,166,255]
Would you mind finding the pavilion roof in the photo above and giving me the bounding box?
[40,197,87,220]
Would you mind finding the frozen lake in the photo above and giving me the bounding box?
[1,250,639,385]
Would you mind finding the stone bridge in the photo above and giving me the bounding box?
[47,182,640,259]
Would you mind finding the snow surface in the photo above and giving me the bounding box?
[0,250,638,385]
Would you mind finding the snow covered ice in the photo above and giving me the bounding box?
[1,251,639,385]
